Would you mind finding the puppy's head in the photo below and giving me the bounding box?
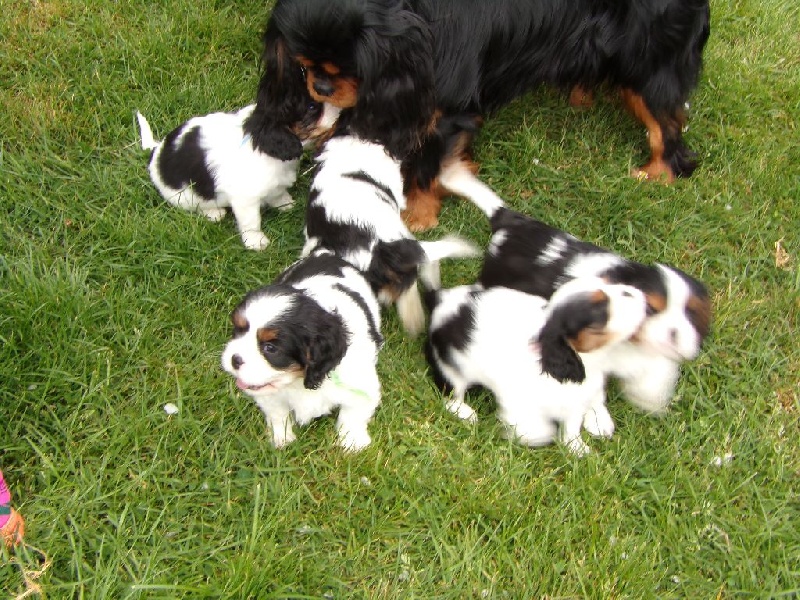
[537,278,647,383]
[293,102,341,147]
[267,0,436,158]
[600,261,711,362]
[632,264,711,362]
[221,285,349,396]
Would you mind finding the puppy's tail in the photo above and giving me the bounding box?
[438,161,505,219]
[418,234,479,319]
[418,235,479,264]
[418,259,442,314]
[136,111,160,151]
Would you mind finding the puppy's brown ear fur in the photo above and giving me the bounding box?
[537,290,611,383]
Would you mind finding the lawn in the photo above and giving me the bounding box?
[1,0,798,598]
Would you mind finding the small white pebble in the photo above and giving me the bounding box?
[725,204,732,211]
[672,575,681,584]
[360,476,372,486]
[532,158,540,165]
[710,453,734,467]
[163,402,179,415]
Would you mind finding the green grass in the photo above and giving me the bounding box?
[1,0,798,597]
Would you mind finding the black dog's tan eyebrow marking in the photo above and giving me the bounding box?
[343,170,398,211]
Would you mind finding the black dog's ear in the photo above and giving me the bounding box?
[349,6,436,159]
[244,20,309,159]
[302,309,350,390]
[537,306,587,384]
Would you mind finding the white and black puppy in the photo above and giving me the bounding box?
[301,133,477,336]
[425,276,648,455]
[221,249,382,451]
[439,163,712,436]
[137,102,339,250]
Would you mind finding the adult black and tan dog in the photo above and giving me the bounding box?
[245,0,711,229]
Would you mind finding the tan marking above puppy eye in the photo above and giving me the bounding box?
[257,328,278,343]
[232,311,248,331]
[296,55,314,68]
[590,289,608,304]
[646,292,667,314]
[686,294,712,336]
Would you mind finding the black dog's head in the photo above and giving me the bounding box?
[252,0,436,159]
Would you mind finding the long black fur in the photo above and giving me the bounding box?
[250,0,710,180]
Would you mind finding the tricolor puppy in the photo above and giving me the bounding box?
[221,250,382,451]
[425,277,648,455]
[301,130,477,336]
[439,163,712,436]
[137,102,339,250]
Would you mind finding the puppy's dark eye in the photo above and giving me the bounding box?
[262,342,277,354]
[645,303,658,316]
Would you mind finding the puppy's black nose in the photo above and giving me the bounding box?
[312,79,335,97]
[231,354,244,370]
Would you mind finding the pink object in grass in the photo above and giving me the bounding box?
[0,468,11,528]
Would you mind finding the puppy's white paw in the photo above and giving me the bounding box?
[242,231,270,251]
[565,436,591,457]
[338,428,371,452]
[446,399,477,423]
[202,207,227,222]
[583,406,615,438]
[274,194,294,212]
[271,427,297,449]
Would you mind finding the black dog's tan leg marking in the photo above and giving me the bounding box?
[621,89,675,183]
[569,85,594,108]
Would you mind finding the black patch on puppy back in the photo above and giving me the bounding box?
[480,208,587,296]
[305,201,375,255]
[343,170,399,211]
[158,126,216,200]
[333,283,383,349]
[275,251,349,286]
[426,299,477,393]
[430,301,476,363]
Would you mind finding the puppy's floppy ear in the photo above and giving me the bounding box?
[349,4,436,158]
[244,20,308,160]
[537,304,587,384]
[301,308,350,390]
[257,127,304,161]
